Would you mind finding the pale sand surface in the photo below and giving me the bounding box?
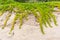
[0,11,60,40]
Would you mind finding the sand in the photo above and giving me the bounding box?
[0,10,60,40]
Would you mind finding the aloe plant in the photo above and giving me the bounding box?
[0,1,60,34]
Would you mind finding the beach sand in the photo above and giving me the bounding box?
[0,11,60,40]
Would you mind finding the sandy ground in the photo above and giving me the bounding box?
[0,11,60,40]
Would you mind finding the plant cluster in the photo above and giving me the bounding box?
[0,1,59,34]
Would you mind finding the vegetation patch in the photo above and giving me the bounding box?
[0,1,60,34]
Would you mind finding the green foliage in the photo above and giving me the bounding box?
[0,1,59,34]
[2,13,11,29]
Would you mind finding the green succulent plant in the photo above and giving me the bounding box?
[0,1,60,34]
